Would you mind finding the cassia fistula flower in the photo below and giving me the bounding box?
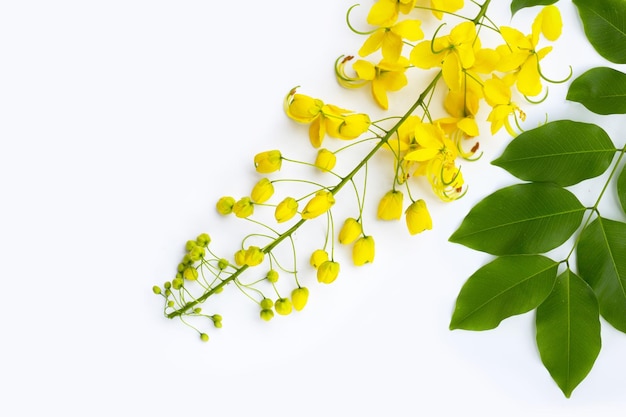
[254,150,282,173]
[310,249,329,268]
[377,190,404,220]
[301,190,335,219]
[405,199,432,235]
[314,148,337,171]
[251,178,274,203]
[353,236,375,266]
[359,19,424,63]
[291,287,309,311]
[274,197,299,223]
[317,260,340,284]
[232,197,254,218]
[366,0,417,26]
[216,196,235,215]
[338,217,362,245]
[350,58,409,110]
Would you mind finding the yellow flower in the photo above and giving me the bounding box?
[366,0,417,26]
[404,123,457,164]
[250,178,274,203]
[254,150,282,173]
[496,7,561,96]
[338,217,362,245]
[216,196,235,215]
[285,89,370,148]
[377,190,404,220]
[310,249,329,268]
[353,236,375,266]
[410,21,477,91]
[244,246,264,267]
[275,298,293,316]
[291,287,309,311]
[359,19,424,63]
[301,190,335,219]
[232,197,254,218]
[483,75,525,135]
[405,199,432,235]
[274,197,299,223]
[429,0,464,20]
[314,148,337,171]
[351,58,409,109]
[317,260,340,284]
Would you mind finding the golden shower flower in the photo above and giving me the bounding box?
[291,287,310,311]
[216,196,235,215]
[353,236,375,266]
[352,57,409,109]
[405,199,432,235]
[366,0,417,26]
[483,75,524,135]
[285,89,370,148]
[377,190,404,220]
[250,178,274,203]
[359,19,424,63]
[310,249,329,268]
[338,217,363,245]
[254,150,282,173]
[274,196,299,223]
[314,148,337,171]
[429,0,464,20]
[317,260,340,284]
[301,190,335,219]
[232,197,254,218]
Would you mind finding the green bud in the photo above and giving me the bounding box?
[196,233,211,247]
[188,246,205,262]
[275,298,293,316]
[183,267,198,281]
[167,300,175,308]
[200,333,209,342]
[260,298,274,310]
[266,269,279,283]
[172,277,183,290]
[163,281,172,289]
[152,285,162,295]
[214,286,224,294]
[193,307,202,314]
[185,240,198,252]
[164,289,172,297]
[218,258,229,270]
[212,314,223,322]
[260,309,274,321]
[213,320,223,329]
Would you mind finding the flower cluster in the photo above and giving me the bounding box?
[154,0,566,341]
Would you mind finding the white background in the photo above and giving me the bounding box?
[2,1,626,415]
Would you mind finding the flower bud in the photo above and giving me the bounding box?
[188,246,205,262]
[200,333,209,342]
[377,190,403,220]
[196,233,211,247]
[291,287,309,311]
[172,277,184,289]
[152,285,162,295]
[232,197,254,218]
[244,246,264,266]
[310,249,329,268]
[234,249,246,266]
[266,269,279,283]
[338,217,362,245]
[218,258,229,270]
[405,199,433,235]
[182,268,197,281]
[275,197,299,223]
[185,240,197,251]
[314,148,337,171]
[254,150,282,173]
[353,236,375,266]
[331,113,371,139]
[251,178,274,203]
[286,92,323,123]
[301,190,335,219]
[275,298,293,315]
[260,298,274,310]
[260,309,274,321]
[216,196,235,215]
[317,260,340,284]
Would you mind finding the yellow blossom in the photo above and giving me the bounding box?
[285,89,370,148]
[483,75,525,135]
[254,150,282,173]
[359,19,424,63]
[250,178,274,203]
[353,236,375,266]
[244,246,264,266]
[429,0,464,19]
[216,196,235,215]
[366,0,417,26]
[405,199,432,235]
[232,197,254,218]
[317,260,340,284]
[351,58,409,109]
[338,217,363,245]
[310,249,329,268]
[377,190,404,220]
[274,197,299,223]
[291,287,309,311]
[314,148,337,171]
[301,190,335,219]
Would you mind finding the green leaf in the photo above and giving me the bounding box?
[492,120,615,186]
[510,0,558,16]
[449,183,586,255]
[450,255,558,330]
[577,217,626,332]
[618,164,626,214]
[567,67,626,115]
[536,269,601,398]
[572,0,626,64]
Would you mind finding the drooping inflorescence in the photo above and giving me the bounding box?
[153,0,567,341]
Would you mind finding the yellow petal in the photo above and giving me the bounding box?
[366,0,398,26]
[353,60,376,81]
[358,30,385,57]
[308,115,324,148]
[381,32,404,62]
[457,117,479,137]
[409,41,443,69]
[517,55,542,96]
[392,19,424,41]
[442,52,462,91]
[540,6,562,41]
[483,77,511,106]
[372,78,389,110]
[404,148,439,161]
